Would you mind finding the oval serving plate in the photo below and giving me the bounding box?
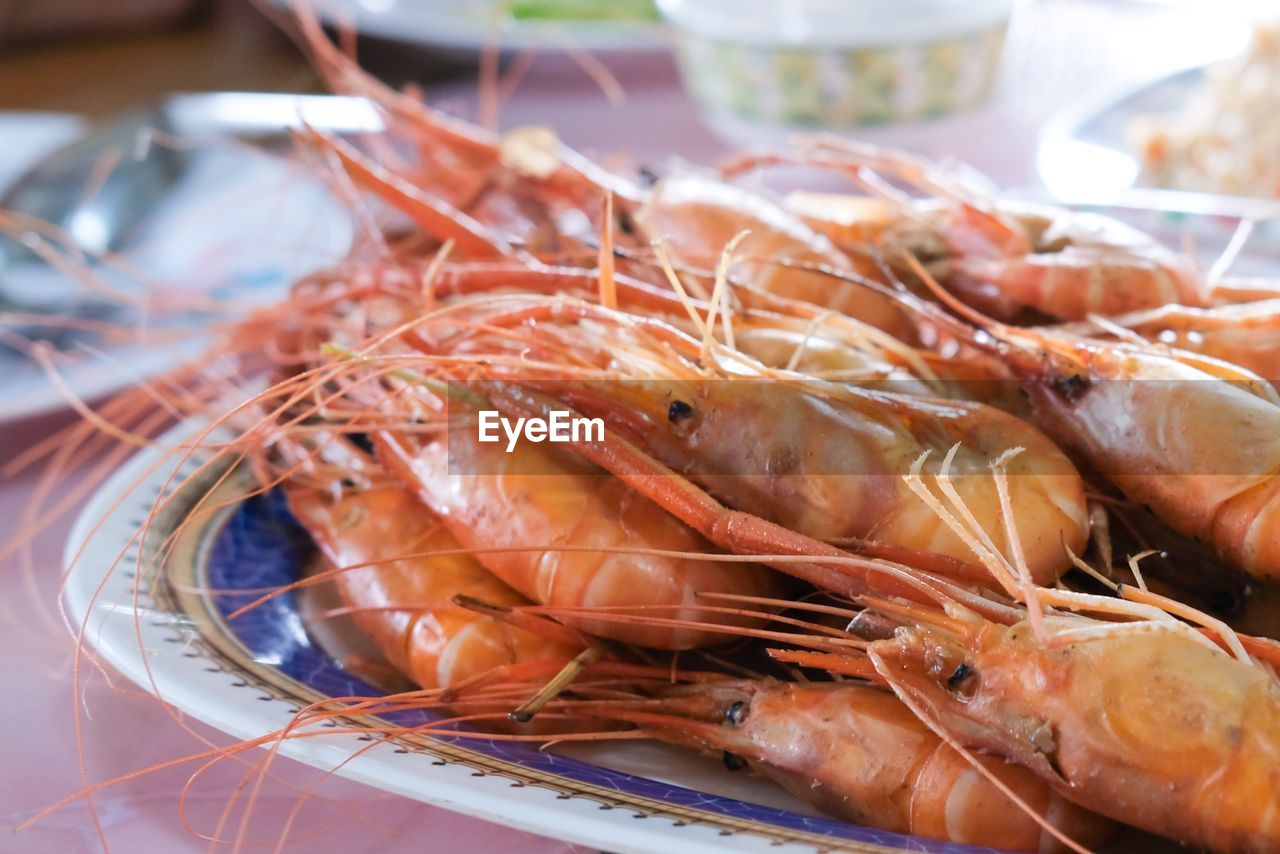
[66,416,1005,854]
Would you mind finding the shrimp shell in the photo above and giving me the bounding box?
[871,616,1280,853]
[285,483,578,689]
[580,679,1114,852]
[374,429,786,650]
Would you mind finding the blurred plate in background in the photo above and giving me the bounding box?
[1037,64,1207,202]
[0,95,360,423]
[281,0,668,52]
[1037,60,1280,218]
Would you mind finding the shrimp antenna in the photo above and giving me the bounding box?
[990,449,1048,646]
[901,250,997,330]
[452,594,590,648]
[766,649,882,682]
[701,229,750,366]
[597,191,617,310]
[651,238,712,336]
[1206,217,1254,293]
[901,448,1020,600]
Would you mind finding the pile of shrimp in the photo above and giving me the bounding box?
[21,9,1280,854]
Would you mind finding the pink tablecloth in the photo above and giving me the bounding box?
[0,1,1253,850]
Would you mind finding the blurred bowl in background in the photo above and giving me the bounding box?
[659,0,1012,143]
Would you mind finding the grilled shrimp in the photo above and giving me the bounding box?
[851,256,1280,584]
[938,199,1206,323]
[373,429,785,650]
[730,142,1205,322]
[869,608,1280,854]
[578,680,1113,852]
[1059,298,1280,383]
[977,321,1280,581]
[549,374,1085,585]
[635,173,915,337]
[422,295,1088,585]
[823,430,1280,853]
[285,481,579,689]
[295,5,645,256]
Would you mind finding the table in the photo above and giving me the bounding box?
[0,1,1258,850]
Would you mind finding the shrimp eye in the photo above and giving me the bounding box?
[1206,587,1244,616]
[947,662,977,696]
[724,700,747,727]
[722,751,748,772]
[616,210,639,237]
[1052,373,1090,401]
[668,400,695,423]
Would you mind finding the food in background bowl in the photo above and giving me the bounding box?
[1134,20,1280,198]
[508,0,658,22]
[658,0,1012,141]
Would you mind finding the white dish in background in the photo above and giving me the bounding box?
[0,113,87,192]
[1035,60,1280,220]
[0,102,355,424]
[283,0,668,53]
[1037,64,1207,203]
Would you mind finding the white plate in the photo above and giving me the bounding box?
[1036,64,1207,203]
[1037,57,1280,221]
[65,415,994,854]
[0,103,354,424]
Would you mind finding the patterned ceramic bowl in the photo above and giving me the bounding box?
[659,0,1012,139]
